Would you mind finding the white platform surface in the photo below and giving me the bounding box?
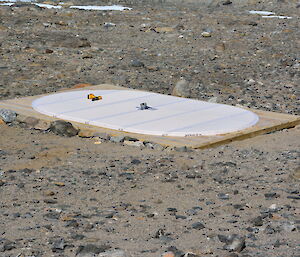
[32,90,259,136]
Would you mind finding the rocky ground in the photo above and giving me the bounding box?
[0,0,299,256]
[0,0,299,114]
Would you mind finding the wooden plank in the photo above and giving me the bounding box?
[0,84,299,149]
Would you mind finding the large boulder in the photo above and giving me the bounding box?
[49,120,79,137]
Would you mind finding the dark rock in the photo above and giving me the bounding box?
[45,49,54,54]
[287,195,300,200]
[0,109,17,123]
[167,208,177,212]
[186,207,201,215]
[246,227,259,233]
[124,136,138,142]
[0,240,15,252]
[51,238,66,252]
[131,159,141,165]
[65,219,79,228]
[0,149,8,156]
[49,120,79,137]
[76,244,111,256]
[264,192,280,199]
[217,193,230,200]
[175,215,187,219]
[71,234,85,240]
[222,0,232,5]
[251,216,264,226]
[233,204,244,210]
[44,212,60,220]
[191,222,205,230]
[264,225,276,234]
[154,228,165,238]
[19,168,34,173]
[44,199,58,204]
[247,233,257,241]
[131,60,145,67]
[248,21,258,26]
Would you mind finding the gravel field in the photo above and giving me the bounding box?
[0,0,299,256]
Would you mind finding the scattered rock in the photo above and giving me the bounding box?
[76,244,111,257]
[222,0,232,5]
[251,216,264,226]
[264,192,280,199]
[0,240,15,252]
[264,225,276,234]
[131,59,145,68]
[131,159,141,165]
[51,238,66,252]
[44,199,58,204]
[154,228,166,238]
[104,22,116,28]
[49,120,79,137]
[98,249,126,257]
[45,48,54,54]
[93,132,111,141]
[110,136,125,143]
[0,109,17,123]
[78,129,95,138]
[123,140,144,147]
[71,234,85,240]
[220,234,246,252]
[191,222,205,230]
[20,116,39,128]
[201,31,211,37]
[34,120,51,130]
[217,193,230,200]
[172,79,191,98]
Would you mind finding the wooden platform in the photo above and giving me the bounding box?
[0,84,299,149]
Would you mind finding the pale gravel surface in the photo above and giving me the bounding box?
[0,0,299,256]
[0,122,299,257]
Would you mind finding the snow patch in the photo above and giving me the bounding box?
[249,10,275,15]
[34,3,62,9]
[0,2,14,5]
[262,15,292,19]
[3,0,35,2]
[69,5,132,11]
